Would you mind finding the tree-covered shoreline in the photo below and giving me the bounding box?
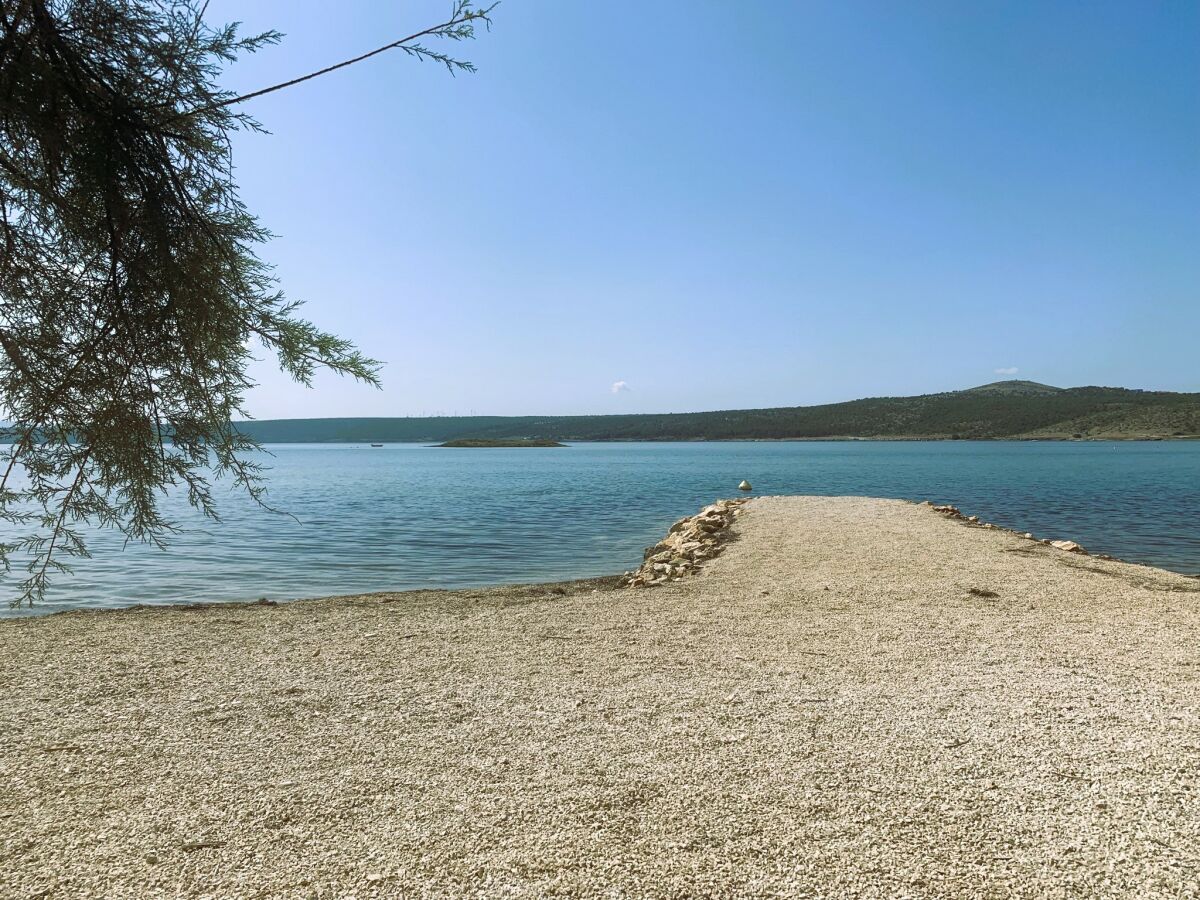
[232,382,1200,444]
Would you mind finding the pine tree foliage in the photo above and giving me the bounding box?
[0,0,494,605]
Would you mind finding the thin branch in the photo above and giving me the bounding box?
[21,445,92,605]
[180,1,497,118]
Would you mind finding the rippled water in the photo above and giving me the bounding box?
[3,441,1198,616]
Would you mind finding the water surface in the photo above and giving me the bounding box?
[3,441,1198,615]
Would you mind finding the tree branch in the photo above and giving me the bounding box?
[181,1,497,118]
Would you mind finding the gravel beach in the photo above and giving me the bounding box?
[2,495,1198,898]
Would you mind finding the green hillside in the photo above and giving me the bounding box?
[231,381,1200,443]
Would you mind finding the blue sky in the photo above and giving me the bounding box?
[207,1,1199,418]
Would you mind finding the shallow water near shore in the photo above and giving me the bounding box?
[3,440,1199,615]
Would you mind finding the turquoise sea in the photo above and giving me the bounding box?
[3,441,1199,616]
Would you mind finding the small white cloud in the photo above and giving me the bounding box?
[611,380,630,394]
[994,367,1019,376]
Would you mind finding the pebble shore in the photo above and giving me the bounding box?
[2,496,1198,898]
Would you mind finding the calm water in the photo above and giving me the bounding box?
[3,441,1199,616]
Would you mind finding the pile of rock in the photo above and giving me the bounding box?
[923,501,1093,557]
[624,498,748,588]
[1049,539,1086,554]
[930,503,965,517]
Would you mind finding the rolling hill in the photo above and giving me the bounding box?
[233,381,1200,443]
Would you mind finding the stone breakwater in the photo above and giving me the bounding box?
[925,501,1103,558]
[626,496,1106,590]
[623,498,748,587]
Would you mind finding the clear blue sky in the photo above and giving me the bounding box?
[207,0,1199,418]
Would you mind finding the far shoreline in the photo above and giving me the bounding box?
[251,435,1200,445]
[433,438,568,448]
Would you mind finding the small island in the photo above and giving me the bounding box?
[435,438,567,448]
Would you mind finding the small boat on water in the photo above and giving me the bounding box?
[370,443,383,448]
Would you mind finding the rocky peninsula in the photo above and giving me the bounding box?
[2,496,1198,897]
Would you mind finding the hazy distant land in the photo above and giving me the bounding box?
[436,438,567,448]
[234,381,1200,444]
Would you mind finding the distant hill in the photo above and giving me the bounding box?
[233,382,1200,443]
[962,380,1065,396]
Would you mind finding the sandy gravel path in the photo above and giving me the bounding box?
[2,496,1198,898]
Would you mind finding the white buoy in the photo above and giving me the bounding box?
[738,480,752,491]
